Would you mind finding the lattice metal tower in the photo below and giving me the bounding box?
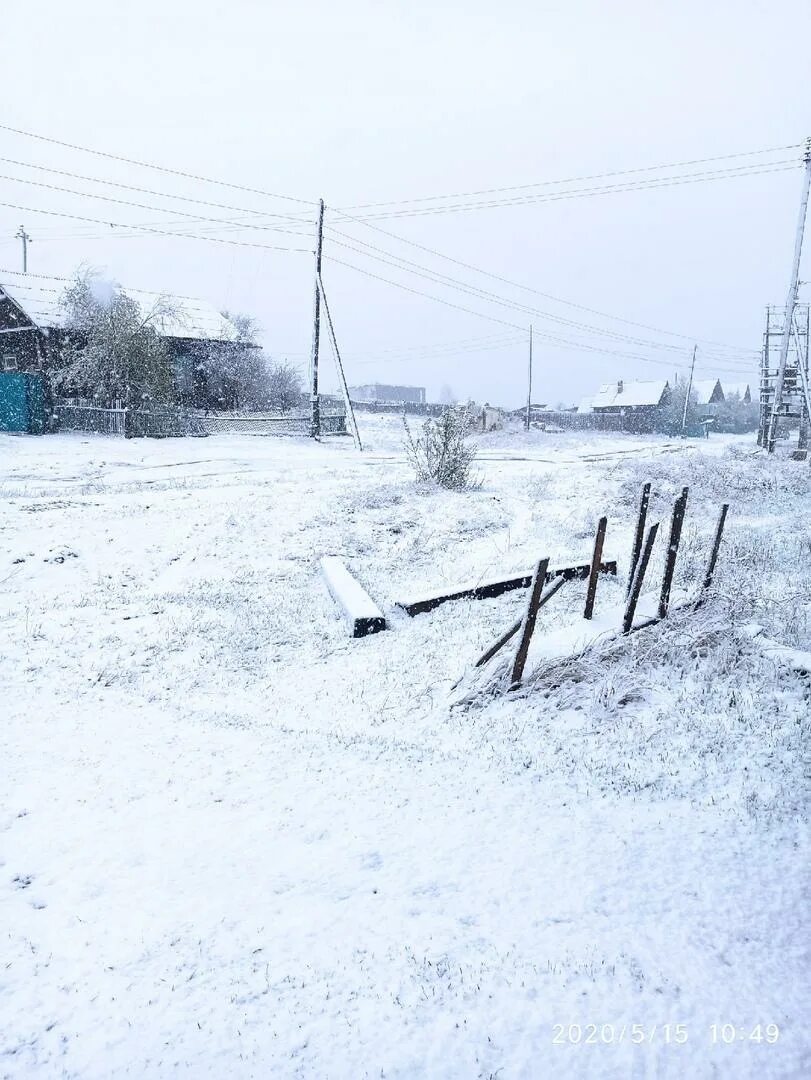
[758,303,811,453]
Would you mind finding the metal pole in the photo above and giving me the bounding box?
[309,199,325,438]
[524,324,533,431]
[766,138,811,452]
[681,344,697,435]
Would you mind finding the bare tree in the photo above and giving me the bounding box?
[267,360,304,413]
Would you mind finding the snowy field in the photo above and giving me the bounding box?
[1,415,809,1079]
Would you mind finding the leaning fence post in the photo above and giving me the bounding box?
[623,521,659,633]
[584,515,608,620]
[475,574,566,669]
[658,486,689,619]
[702,503,729,592]
[510,557,550,688]
[627,482,651,596]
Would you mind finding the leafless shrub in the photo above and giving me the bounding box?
[403,406,480,491]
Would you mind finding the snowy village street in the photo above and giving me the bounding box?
[1,417,809,1079]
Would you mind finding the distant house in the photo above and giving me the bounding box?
[0,272,242,406]
[585,379,670,414]
[722,381,752,404]
[349,383,426,404]
[691,379,725,408]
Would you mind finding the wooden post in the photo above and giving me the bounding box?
[627,483,651,596]
[658,487,689,619]
[623,521,659,633]
[510,557,549,687]
[702,503,729,591]
[475,574,566,668]
[584,515,608,620]
[317,273,362,450]
[309,199,325,438]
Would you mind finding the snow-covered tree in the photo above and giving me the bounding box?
[55,270,174,408]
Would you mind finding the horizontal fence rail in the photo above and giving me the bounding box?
[55,402,347,439]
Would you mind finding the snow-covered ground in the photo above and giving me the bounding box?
[1,416,809,1079]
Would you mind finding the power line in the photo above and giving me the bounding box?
[329,210,761,355]
[342,142,803,210]
[0,122,316,207]
[324,230,758,361]
[324,254,754,372]
[0,172,318,239]
[0,202,313,253]
[349,162,800,220]
[0,155,315,227]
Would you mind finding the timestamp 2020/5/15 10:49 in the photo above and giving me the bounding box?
[551,1023,781,1045]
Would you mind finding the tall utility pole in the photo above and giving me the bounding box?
[524,324,533,431]
[309,199,325,438]
[681,344,697,435]
[15,225,31,273]
[767,137,811,452]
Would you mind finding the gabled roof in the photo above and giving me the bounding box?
[691,379,723,405]
[0,270,238,343]
[590,379,669,409]
[722,381,752,401]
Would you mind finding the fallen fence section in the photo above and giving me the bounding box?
[509,588,691,677]
[396,559,618,617]
[320,557,386,638]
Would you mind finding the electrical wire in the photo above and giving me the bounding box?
[349,162,801,220]
[342,142,803,210]
[0,172,318,239]
[0,122,316,207]
[0,202,313,253]
[325,231,758,362]
[324,254,755,372]
[0,156,315,226]
[328,209,762,355]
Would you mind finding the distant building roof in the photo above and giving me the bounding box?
[0,270,238,343]
[722,381,752,401]
[691,379,724,405]
[590,379,669,409]
[576,396,594,414]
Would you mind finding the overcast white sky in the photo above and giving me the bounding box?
[2,0,810,405]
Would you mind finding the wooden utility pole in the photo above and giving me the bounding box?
[15,225,31,273]
[767,137,811,452]
[309,199,325,438]
[681,344,697,436]
[524,324,533,431]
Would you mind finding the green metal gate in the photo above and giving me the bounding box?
[0,372,46,434]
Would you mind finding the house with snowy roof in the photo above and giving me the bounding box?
[576,379,671,432]
[721,381,752,403]
[0,270,243,407]
[690,379,725,407]
[584,379,670,413]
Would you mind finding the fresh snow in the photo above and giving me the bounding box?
[1,416,809,1079]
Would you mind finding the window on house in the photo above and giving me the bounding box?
[2,354,17,372]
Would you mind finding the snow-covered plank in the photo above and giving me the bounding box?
[744,625,811,676]
[320,556,386,638]
[396,558,618,617]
